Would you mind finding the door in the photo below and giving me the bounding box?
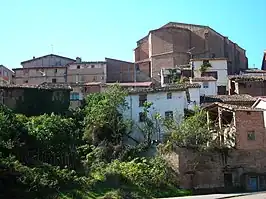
[248,177,257,191]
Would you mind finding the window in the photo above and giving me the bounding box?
[54,69,57,73]
[139,94,147,107]
[24,80,28,83]
[93,76,97,81]
[247,111,251,115]
[77,65,80,69]
[167,92,172,99]
[247,131,255,141]
[91,65,95,68]
[23,69,29,75]
[52,78,57,83]
[203,60,209,65]
[139,112,146,122]
[203,82,209,88]
[165,111,173,120]
[201,71,218,79]
[70,92,80,101]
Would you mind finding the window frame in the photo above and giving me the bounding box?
[165,111,173,120]
[139,94,147,107]
[167,92,172,99]
[247,131,255,141]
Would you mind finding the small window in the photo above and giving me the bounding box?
[203,60,209,65]
[247,111,251,115]
[167,92,172,99]
[203,82,209,88]
[165,111,173,120]
[70,92,80,101]
[139,94,147,107]
[91,65,95,68]
[24,80,28,83]
[54,69,57,73]
[93,76,97,81]
[139,112,146,122]
[77,65,80,69]
[52,78,57,83]
[247,131,255,141]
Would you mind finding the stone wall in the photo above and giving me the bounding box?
[164,147,266,190]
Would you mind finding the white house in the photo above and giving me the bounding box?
[187,77,218,96]
[123,84,200,142]
[191,58,228,94]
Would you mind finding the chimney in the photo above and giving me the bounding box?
[33,56,35,59]
[76,57,81,63]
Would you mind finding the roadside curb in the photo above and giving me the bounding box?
[217,192,266,198]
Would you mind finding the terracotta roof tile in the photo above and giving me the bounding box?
[0,83,72,90]
[201,94,256,103]
[228,75,266,81]
[204,102,262,111]
[128,83,200,94]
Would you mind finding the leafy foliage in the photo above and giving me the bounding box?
[83,84,129,145]
[0,85,193,199]
[164,107,212,152]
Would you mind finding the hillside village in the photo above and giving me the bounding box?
[1,22,266,198]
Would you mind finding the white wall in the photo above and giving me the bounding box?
[193,59,228,87]
[187,87,200,110]
[193,81,217,96]
[124,91,186,142]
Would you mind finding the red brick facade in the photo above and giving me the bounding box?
[135,22,248,81]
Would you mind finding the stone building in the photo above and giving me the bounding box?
[13,54,74,84]
[0,83,71,116]
[134,22,248,82]
[0,65,14,85]
[67,57,107,84]
[228,75,266,96]
[165,101,266,192]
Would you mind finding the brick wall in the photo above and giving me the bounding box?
[165,147,266,190]
[106,58,135,83]
[235,110,266,150]
[237,81,266,96]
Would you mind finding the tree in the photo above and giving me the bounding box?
[164,107,212,152]
[83,84,129,145]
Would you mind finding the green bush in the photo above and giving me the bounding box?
[91,156,187,198]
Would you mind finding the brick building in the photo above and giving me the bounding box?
[228,75,266,96]
[134,22,248,82]
[165,101,266,192]
[0,83,71,115]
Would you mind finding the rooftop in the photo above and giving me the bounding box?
[189,77,217,82]
[190,57,228,61]
[243,69,266,73]
[128,83,200,94]
[228,75,266,81]
[21,54,75,65]
[201,94,256,103]
[0,82,72,90]
[204,102,262,112]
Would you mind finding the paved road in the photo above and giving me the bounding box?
[160,192,266,199]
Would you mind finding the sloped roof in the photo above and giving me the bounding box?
[21,54,75,65]
[0,83,72,90]
[204,102,262,112]
[128,83,200,94]
[201,94,256,103]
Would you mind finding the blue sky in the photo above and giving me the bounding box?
[0,0,265,69]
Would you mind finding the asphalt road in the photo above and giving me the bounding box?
[160,192,266,199]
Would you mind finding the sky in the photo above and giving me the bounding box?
[0,0,265,69]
